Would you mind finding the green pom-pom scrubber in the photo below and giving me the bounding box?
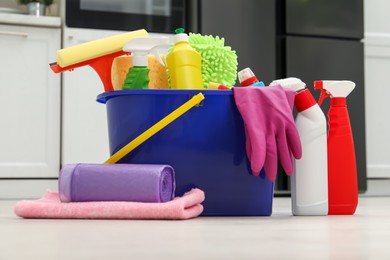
[188,33,238,88]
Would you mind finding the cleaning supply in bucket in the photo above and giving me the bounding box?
[122,37,169,90]
[50,29,149,92]
[58,164,175,203]
[270,78,328,216]
[14,188,205,220]
[233,86,302,181]
[188,33,238,88]
[111,55,169,90]
[207,82,230,90]
[314,80,358,215]
[237,67,265,87]
[166,28,204,89]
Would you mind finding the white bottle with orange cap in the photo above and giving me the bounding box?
[270,77,328,216]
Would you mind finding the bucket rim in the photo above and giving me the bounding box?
[97,89,233,104]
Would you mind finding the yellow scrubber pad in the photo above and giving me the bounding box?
[112,55,169,90]
[57,29,149,67]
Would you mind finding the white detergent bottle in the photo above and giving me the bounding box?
[270,78,328,216]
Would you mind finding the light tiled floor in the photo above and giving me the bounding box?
[1,196,390,259]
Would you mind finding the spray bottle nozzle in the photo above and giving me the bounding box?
[314,80,356,106]
[123,37,170,67]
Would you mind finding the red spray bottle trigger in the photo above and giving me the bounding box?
[314,80,330,106]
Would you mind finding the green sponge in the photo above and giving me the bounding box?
[188,33,238,88]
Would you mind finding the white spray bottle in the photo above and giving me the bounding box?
[122,37,169,89]
[270,78,328,216]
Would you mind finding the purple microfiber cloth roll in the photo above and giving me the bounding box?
[59,164,175,203]
[14,188,205,220]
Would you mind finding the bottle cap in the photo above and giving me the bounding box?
[237,67,259,86]
[270,77,306,92]
[295,89,317,112]
[173,28,189,43]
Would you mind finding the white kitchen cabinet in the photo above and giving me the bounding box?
[364,0,390,179]
[61,27,118,164]
[0,24,61,179]
[61,27,172,164]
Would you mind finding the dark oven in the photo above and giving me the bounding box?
[65,0,198,33]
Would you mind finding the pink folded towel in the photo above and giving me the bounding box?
[14,188,205,220]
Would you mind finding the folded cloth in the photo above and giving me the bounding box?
[14,188,205,220]
[59,164,175,203]
[233,85,302,182]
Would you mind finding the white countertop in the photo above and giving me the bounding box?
[0,12,61,28]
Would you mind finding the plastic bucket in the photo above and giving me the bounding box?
[97,89,274,216]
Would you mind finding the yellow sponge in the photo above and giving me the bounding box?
[57,29,149,67]
[112,55,169,90]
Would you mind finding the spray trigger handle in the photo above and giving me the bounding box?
[123,37,169,67]
[318,90,330,106]
[314,80,329,106]
[150,45,169,66]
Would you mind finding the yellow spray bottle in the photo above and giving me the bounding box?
[166,28,204,89]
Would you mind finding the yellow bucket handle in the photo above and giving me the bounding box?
[104,92,205,164]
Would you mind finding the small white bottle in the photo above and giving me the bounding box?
[270,78,328,216]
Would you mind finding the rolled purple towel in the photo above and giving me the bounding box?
[59,164,175,203]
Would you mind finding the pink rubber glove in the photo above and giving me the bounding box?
[233,85,302,182]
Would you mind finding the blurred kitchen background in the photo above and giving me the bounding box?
[0,0,389,198]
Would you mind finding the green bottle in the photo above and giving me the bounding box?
[123,66,150,90]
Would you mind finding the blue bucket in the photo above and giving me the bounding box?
[97,89,274,216]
